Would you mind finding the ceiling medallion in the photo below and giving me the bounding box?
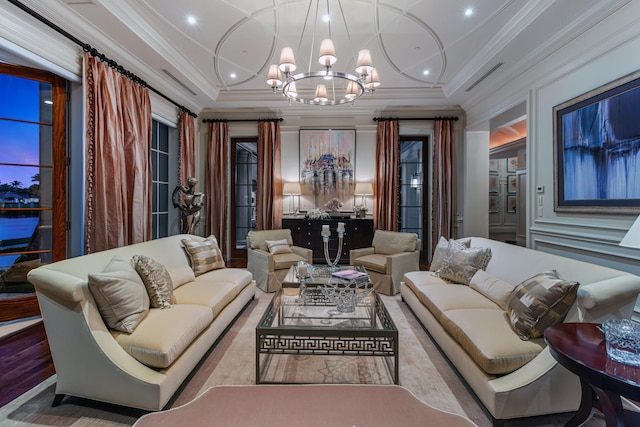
[266,0,381,106]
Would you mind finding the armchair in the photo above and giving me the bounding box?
[246,229,313,292]
[350,230,421,295]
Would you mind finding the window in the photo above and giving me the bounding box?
[230,138,257,260]
[0,63,67,321]
[399,137,428,254]
[151,120,170,239]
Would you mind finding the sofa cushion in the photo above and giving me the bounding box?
[441,308,545,374]
[403,271,450,291]
[167,265,196,290]
[372,230,418,255]
[415,283,501,320]
[132,254,173,309]
[273,252,307,270]
[469,270,515,311]
[197,268,254,295]
[430,237,471,272]
[113,304,213,368]
[506,270,579,340]
[266,239,293,255]
[173,280,239,319]
[88,255,150,334]
[353,253,387,274]
[181,236,225,276]
[438,246,492,285]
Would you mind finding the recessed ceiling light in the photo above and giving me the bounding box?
[230,73,237,79]
[322,14,330,22]
[186,15,197,25]
[465,8,473,17]
[44,100,53,105]
[423,70,430,76]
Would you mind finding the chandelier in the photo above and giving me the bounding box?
[266,0,381,106]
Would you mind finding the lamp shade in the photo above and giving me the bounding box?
[355,49,373,75]
[266,64,282,88]
[365,68,381,90]
[285,81,298,98]
[279,47,297,73]
[314,84,328,103]
[318,39,337,67]
[620,215,640,248]
[354,182,374,196]
[345,81,360,100]
[282,182,302,195]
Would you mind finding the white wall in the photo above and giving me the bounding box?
[464,1,640,276]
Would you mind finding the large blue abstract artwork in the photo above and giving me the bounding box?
[554,71,640,213]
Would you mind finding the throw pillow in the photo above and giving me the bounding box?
[132,254,173,309]
[506,270,579,340]
[469,269,515,310]
[430,237,471,272]
[181,235,225,276]
[266,239,293,255]
[438,246,492,285]
[88,255,150,333]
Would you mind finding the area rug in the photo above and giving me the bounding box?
[0,291,605,427]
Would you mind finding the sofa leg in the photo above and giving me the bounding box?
[52,394,65,407]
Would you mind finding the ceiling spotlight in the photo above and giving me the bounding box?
[186,15,197,25]
[266,0,380,106]
[465,8,473,17]
[423,69,430,76]
[230,73,237,79]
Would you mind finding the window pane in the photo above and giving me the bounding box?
[0,164,42,205]
[153,182,158,211]
[0,121,53,165]
[152,122,158,150]
[158,123,168,152]
[151,150,157,179]
[158,213,168,238]
[0,75,52,123]
[158,183,168,212]
[159,152,169,182]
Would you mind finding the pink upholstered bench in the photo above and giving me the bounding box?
[133,384,476,426]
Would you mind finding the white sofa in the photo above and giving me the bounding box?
[400,237,640,426]
[27,234,256,411]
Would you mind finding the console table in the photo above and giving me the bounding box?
[282,218,374,264]
[544,322,640,427]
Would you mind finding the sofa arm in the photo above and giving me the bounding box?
[247,248,274,272]
[291,246,313,263]
[28,267,87,302]
[573,275,640,322]
[386,251,420,287]
[350,247,375,264]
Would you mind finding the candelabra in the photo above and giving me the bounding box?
[321,222,346,269]
[296,261,310,305]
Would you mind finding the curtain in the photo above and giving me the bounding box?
[179,111,196,184]
[257,121,282,230]
[206,122,229,256]
[431,119,456,252]
[374,120,400,231]
[84,52,152,253]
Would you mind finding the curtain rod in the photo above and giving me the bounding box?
[202,118,284,123]
[7,0,197,118]
[373,116,458,122]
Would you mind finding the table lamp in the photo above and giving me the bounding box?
[620,215,640,248]
[282,182,302,214]
[354,182,374,205]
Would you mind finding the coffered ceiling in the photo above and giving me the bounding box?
[5,0,623,116]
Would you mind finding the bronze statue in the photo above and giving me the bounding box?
[172,177,205,234]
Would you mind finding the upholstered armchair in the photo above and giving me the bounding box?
[246,229,313,292]
[349,230,421,295]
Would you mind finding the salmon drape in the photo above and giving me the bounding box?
[374,120,400,231]
[431,119,457,253]
[179,111,196,184]
[206,122,229,256]
[257,121,282,230]
[84,52,152,253]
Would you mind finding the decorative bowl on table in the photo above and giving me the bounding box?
[603,318,640,367]
[321,277,373,313]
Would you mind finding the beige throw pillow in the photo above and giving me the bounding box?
[438,246,492,285]
[88,255,150,333]
[430,237,471,272]
[181,235,225,276]
[132,254,173,309]
[506,270,579,340]
[469,270,515,310]
[266,239,293,255]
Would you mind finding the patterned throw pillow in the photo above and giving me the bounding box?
[88,255,150,333]
[430,237,471,272]
[181,235,225,276]
[506,270,579,340]
[132,254,173,309]
[438,246,492,285]
[266,239,293,255]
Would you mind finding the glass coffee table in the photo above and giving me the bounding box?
[255,281,399,385]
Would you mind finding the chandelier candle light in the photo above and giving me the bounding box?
[266,0,381,105]
[322,222,345,268]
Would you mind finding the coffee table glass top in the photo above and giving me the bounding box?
[282,264,367,286]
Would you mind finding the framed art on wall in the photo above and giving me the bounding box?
[508,175,517,193]
[489,174,499,193]
[489,195,499,213]
[299,129,356,212]
[507,195,517,213]
[553,70,640,213]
